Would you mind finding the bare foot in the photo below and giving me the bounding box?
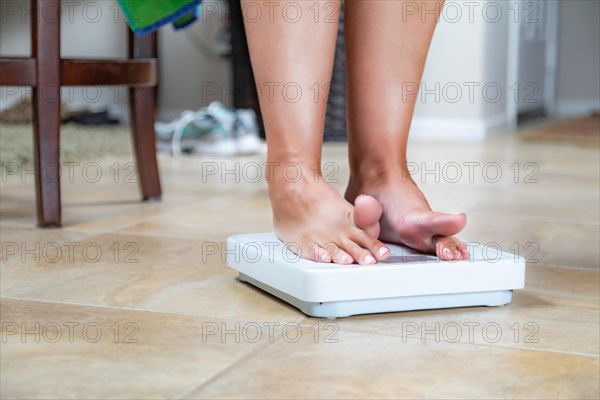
[346,172,469,261]
[268,164,390,264]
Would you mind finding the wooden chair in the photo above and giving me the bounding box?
[0,0,161,227]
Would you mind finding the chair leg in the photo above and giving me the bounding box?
[32,0,61,227]
[128,30,161,200]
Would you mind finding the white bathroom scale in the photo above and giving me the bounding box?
[227,233,526,318]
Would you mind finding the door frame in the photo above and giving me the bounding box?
[506,0,559,130]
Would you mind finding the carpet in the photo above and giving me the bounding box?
[0,123,133,171]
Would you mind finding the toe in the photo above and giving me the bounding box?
[342,239,377,265]
[304,243,332,263]
[430,213,467,236]
[433,236,466,261]
[351,228,390,261]
[321,241,354,264]
[419,211,467,237]
[332,248,354,264]
[459,242,470,259]
[352,194,383,238]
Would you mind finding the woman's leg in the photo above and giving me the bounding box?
[242,0,390,264]
[344,0,469,260]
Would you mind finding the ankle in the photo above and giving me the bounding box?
[265,160,322,187]
[266,160,323,196]
[348,160,415,189]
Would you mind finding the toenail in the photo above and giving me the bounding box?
[340,254,351,263]
[364,255,376,264]
[442,248,454,260]
[378,247,390,257]
[321,253,330,262]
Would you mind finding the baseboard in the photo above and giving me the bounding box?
[155,108,511,142]
[409,114,510,141]
[157,108,190,123]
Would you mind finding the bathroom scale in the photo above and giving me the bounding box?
[227,233,526,318]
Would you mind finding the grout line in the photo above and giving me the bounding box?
[521,288,600,302]
[107,192,268,235]
[325,325,600,359]
[106,230,233,241]
[178,334,280,399]
[85,229,228,242]
[0,188,232,235]
[533,264,600,273]
[294,316,308,325]
[9,298,596,360]
[0,223,234,243]
[0,223,90,233]
[0,297,304,327]
[0,222,39,229]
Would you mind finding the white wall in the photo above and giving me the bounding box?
[0,0,231,121]
[157,19,231,122]
[555,0,600,116]
[0,0,128,115]
[412,0,600,139]
[411,0,510,140]
[2,0,598,139]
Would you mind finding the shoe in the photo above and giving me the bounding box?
[156,108,234,156]
[155,102,262,156]
[201,102,262,155]
[234,108,262,154]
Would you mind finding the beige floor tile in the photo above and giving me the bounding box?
[1,135,599,399]
[415,172,599,219]
[0,298,272,399]
[0,224,97,281]
[463,196,600,223]
[188,327,600,399]
[1,233,303,323]
[407,135,599,178]
[0,225,97,247]
[0,157,242,232]
[300,266,600,356]
[117,190,274,240]
[418,171,599,220]
[0,181,196,232]
[524,265,600,299]
[158,154,268,188]
[304,291,599,356]
[461,210,599,270]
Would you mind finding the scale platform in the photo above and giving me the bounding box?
[227,233,526,318]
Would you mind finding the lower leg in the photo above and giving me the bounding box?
[242,0,390,264]
[344,0,468,260]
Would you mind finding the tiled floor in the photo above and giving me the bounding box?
[1,133,599,399]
